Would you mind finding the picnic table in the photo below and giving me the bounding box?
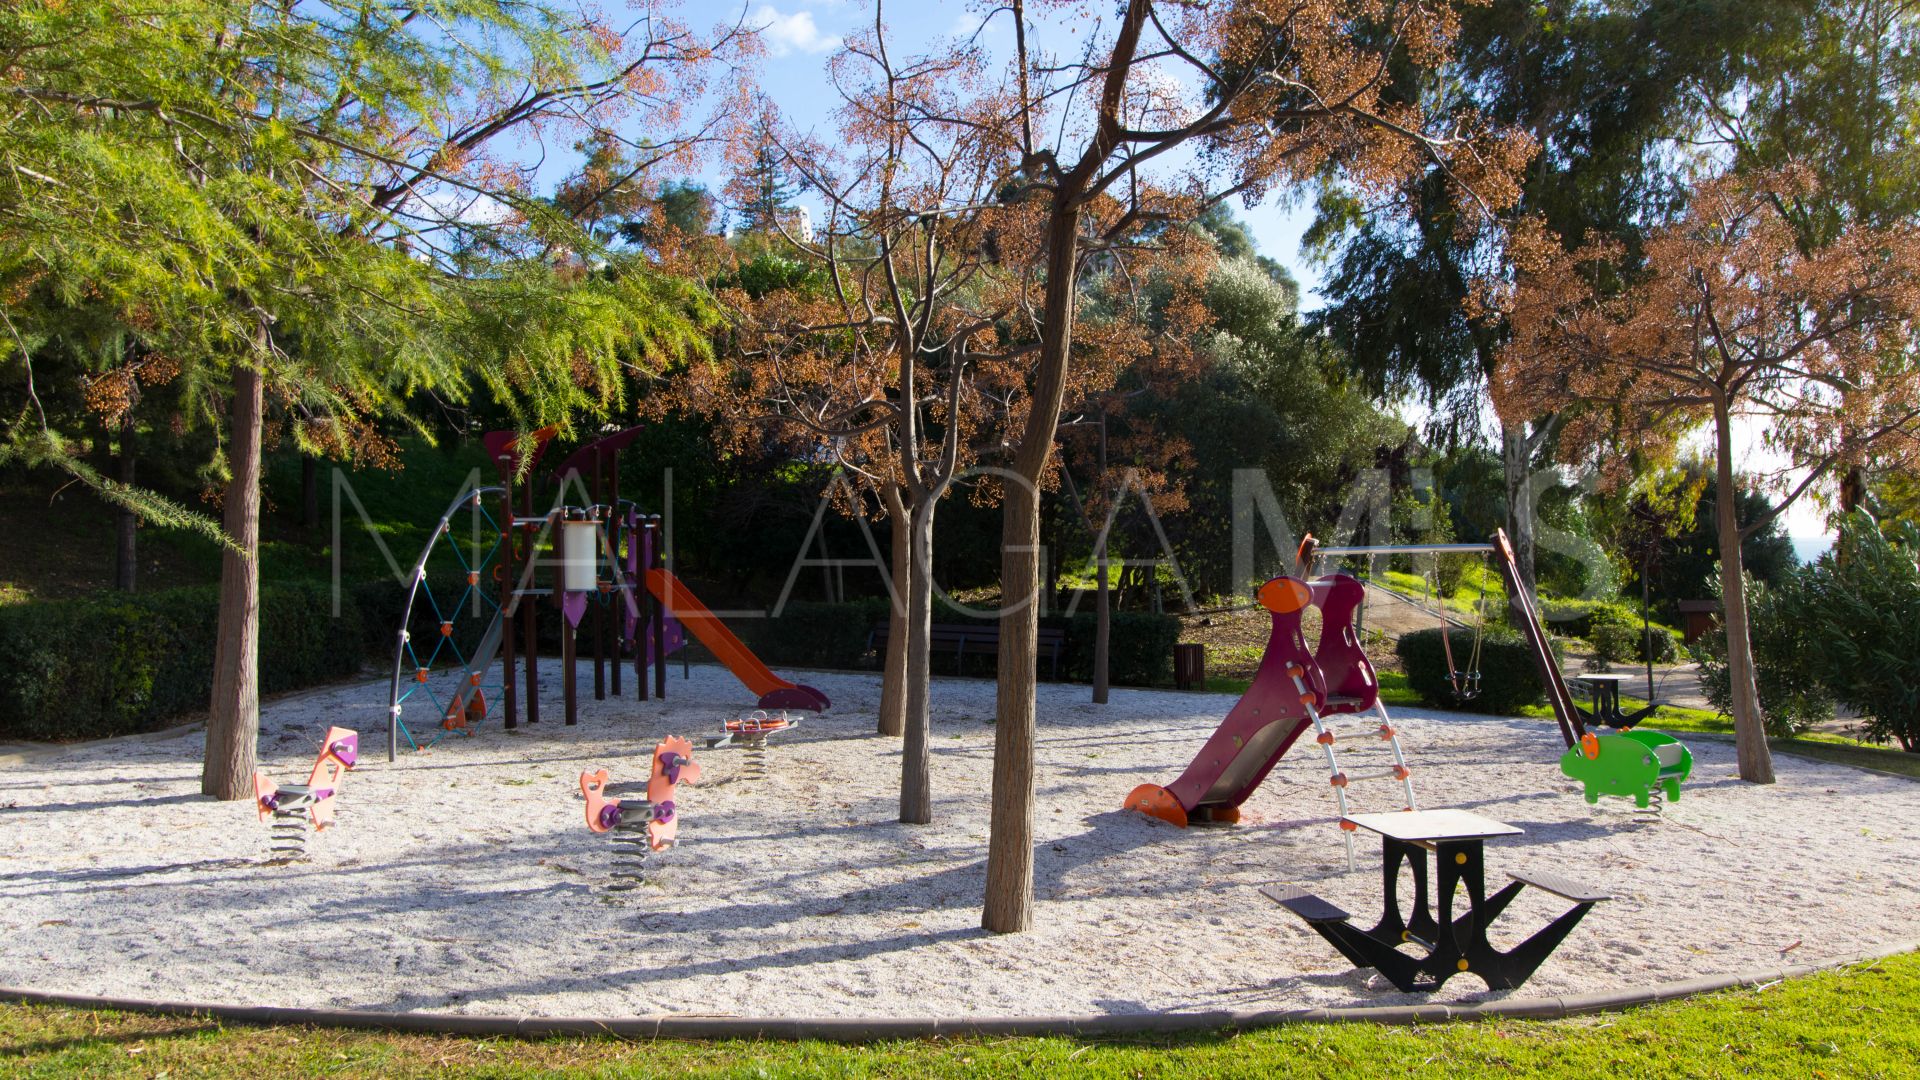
[1264,808,1610,992]
[1571,672,1660,730]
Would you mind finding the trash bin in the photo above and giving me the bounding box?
[1173,643,1206,690]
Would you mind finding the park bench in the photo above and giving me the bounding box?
[867,622,1066,680]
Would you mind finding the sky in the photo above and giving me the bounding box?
[529,0,1833,549]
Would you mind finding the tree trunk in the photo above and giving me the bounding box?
[987,477,1042,930]
[900,499,938,824]
[1501,420,1538,597]
[113,417,136,592]
[300,454,320,532]
[203,361,266,800]
[878,484,910,737]
[1713,400,1775,784]
[1092,551,1110,704]
[985,206,1083,934]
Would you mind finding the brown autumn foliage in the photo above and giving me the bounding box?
[1493,168,1920,493]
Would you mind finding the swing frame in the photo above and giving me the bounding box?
[1297,534,1592,750]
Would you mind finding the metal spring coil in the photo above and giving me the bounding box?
[608,822,653,890]
[741,736,770,780]
[268,814,308,860]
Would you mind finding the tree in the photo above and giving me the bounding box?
[1493,168,1920,783]
[0,0,740,798]
[661,22,1043,823]
[1308,0,1766,594]
[968,0,1530,932]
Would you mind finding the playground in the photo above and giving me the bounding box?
[2,661,1915,1020]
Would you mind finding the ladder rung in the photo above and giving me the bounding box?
[1343,768,1408,782]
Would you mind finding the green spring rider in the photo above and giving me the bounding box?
[1560,729,1693,809]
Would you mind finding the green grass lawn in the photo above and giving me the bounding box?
[2,952,1915,1077]
[1374,562,1507,621]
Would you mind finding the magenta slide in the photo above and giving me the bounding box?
[1124,577,1325,826]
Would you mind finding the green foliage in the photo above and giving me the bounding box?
[1651,472,1798,612]
[1157,254,1401,597]
[1396,627,1550,716]
[735,599,891,670]
[1693,568,1835,737]
[0,0,719,533]
[1063,611,1182,686]
[727,252,822,300]
[1795,512,1920,750]
[1587,621,1679,665]
[1389,485,1469,596]
[0,583,365,741]
[1543,599,1682,662]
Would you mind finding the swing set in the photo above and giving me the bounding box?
[1297,536,1489,704]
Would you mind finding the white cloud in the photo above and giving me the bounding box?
[753,5,841,58]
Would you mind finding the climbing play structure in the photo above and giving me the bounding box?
[385,425,828,759]
[580,736,702,889]
[1124,529,1694,851]
[253,727,359,859]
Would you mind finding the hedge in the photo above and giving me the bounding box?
[1396,627,1553,716]
[0,581,367,742]
[0,579,1185,742]
[724,596,1181,687]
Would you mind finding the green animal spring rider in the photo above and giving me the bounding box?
[1560,729,1693,809]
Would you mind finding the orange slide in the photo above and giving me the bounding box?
[643,568,831,712]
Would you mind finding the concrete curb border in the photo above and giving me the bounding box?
[4,941,1914,1042]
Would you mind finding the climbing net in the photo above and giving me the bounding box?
[390,486,508,753]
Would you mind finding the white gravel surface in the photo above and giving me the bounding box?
[2,662,1916,1018]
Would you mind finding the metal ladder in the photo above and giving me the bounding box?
[1284,663,1418,871]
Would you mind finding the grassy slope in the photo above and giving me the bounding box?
[2,953,1915,1078]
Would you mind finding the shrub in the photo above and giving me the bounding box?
[1064,610,1181,686]
[1796,512,1920,751]
[1542,599,1637,638]
[1587,619,1680,665]
[1396,627,1552,716]
[1692,568,1834,737]
[0,582,369,742]
[1587,622,1639,666]
[738,598,891,670]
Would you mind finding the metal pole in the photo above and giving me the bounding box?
[1313,543,1498,557]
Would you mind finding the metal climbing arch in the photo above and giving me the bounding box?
[386,485,508,757]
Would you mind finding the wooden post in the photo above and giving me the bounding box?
[501,486,518,729]
[563,617,577,725]
[611,451,624,698]
[652,516,668,699]
[524,487,540,724]
[592,452,606,702]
